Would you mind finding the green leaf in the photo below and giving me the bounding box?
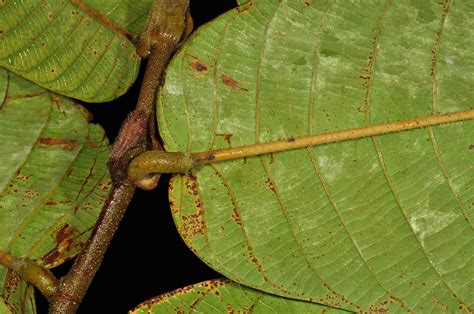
[0,299,16,314]
[0,69,111,312]
[0,0,153,102]
[131,279,342,313]
[158,1,473,312]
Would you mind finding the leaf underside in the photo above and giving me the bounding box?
[158,1,473,312]
[0,69,111,312]
[131,279,342,313]
[0,0,153,102]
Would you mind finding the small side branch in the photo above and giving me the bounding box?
[0,251,58,300]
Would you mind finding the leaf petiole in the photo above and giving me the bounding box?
[0,251,58,300]
[127,108,474,181]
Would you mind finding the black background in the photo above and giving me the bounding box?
[36,1,237,312]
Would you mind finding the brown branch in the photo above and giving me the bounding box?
[48,1,192,313]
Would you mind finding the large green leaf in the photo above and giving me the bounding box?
[158,1,473,312]
[0,0,153,102]
[131,279,341,313]
[0,69,111,312]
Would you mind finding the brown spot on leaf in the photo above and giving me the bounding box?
[181,210,205,239]
[271,282,292,295]
[169,198,179,214]
[432,296,448,311]
[82,203,93,211]
[245,244,269,281]
[73,205,80,213]
[181,173,206,240]
[265,178,276,194]
[236,1,255,12]
[186,173,199,196]
[189,298,201,310]
[469,144,474,150]
[389,295,407,309]
[133,281,223,311]
[41,249,61,265]
[368,297,407,313]
[187,54,209,73]
[4,271,20,298]
[15,170,31,181]
[39,137,78,151]
[221,74,248,91]
[203,279,227,292]
[41,223,83,266]
[97,180,112,192]
[191,63,208,72]
[56,224,78,243]
[24,188,38,198]
[217,133,233,145]
[458,302,470,311]
[317,283,359,310]
[231,207,242,226]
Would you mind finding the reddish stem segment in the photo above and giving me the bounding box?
[49,182,134,313]
[48,1,191,312]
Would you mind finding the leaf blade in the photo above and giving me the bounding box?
[159,1,474,311]
[0,0,153,102]
[0,69,111,311]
